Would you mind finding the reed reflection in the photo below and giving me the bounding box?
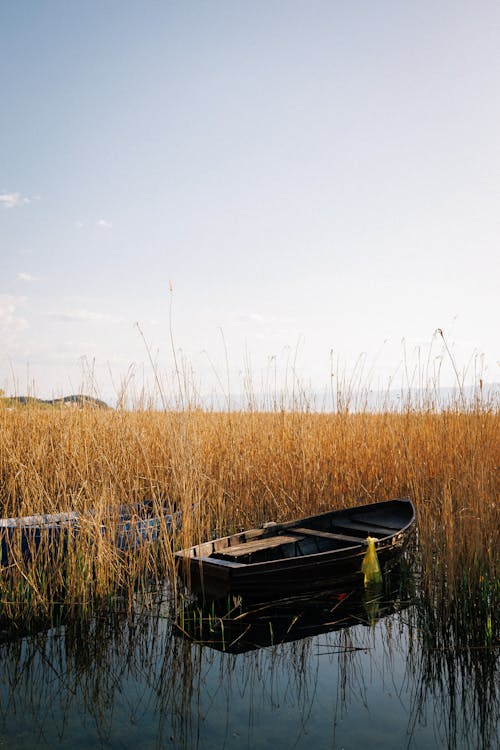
[404,582,499,750]
[0,577,497,750]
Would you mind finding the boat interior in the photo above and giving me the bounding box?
[206,508,406,565]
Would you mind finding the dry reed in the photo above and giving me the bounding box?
[0,395,498,622]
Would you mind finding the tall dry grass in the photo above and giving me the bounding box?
[0,397,498,621]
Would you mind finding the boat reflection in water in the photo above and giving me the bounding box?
[174,583,400,654]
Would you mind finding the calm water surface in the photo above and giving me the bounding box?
[0,589,497,750]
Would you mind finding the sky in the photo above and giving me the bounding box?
[1,1,499,406]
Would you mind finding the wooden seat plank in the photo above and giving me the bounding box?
[331,519,398,537]
[291,527,366,545]
[218,533,303,559]
[355,515,403,530]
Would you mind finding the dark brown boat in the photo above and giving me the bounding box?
[175,497,416,600]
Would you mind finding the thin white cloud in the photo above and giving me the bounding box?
[239,312,265,324]
[0,192,31,208]
[237,311,295,327]
[17,272,38,282]
[97,219,112,229]
[52,309,124,324]
[52,341,97,361]
[0,295,28,349]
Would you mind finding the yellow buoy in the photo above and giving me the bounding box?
[361,536,382,586]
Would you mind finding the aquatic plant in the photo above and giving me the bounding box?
[0,386,497,629]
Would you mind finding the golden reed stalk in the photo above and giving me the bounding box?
[0,397,498,619]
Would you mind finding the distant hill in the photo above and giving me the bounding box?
[1,394,110,409]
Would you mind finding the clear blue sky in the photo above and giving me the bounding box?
[1,1,499,404]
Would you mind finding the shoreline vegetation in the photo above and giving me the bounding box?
[0,394,109,409]
[0,387,498,648]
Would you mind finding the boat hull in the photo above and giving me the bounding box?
[0,503,181,567]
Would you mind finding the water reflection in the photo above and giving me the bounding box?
[0,584,497,749]
[174,584,398,653]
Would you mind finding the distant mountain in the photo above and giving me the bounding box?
[1,394,110,409]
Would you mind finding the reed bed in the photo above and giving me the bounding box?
[0,397,498,627]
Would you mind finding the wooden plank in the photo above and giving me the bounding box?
[217,534,303,558]
[0,511,80,528]
[354,514,403,530]
[292,527,366,545]
[198,556,245,568]
[332,519,398,537]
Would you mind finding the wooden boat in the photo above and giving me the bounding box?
[175,497,415,600]
[0,500,181,566]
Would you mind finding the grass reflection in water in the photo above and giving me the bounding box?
[0,564,497,750]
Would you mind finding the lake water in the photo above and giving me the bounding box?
[0,587,497,750]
